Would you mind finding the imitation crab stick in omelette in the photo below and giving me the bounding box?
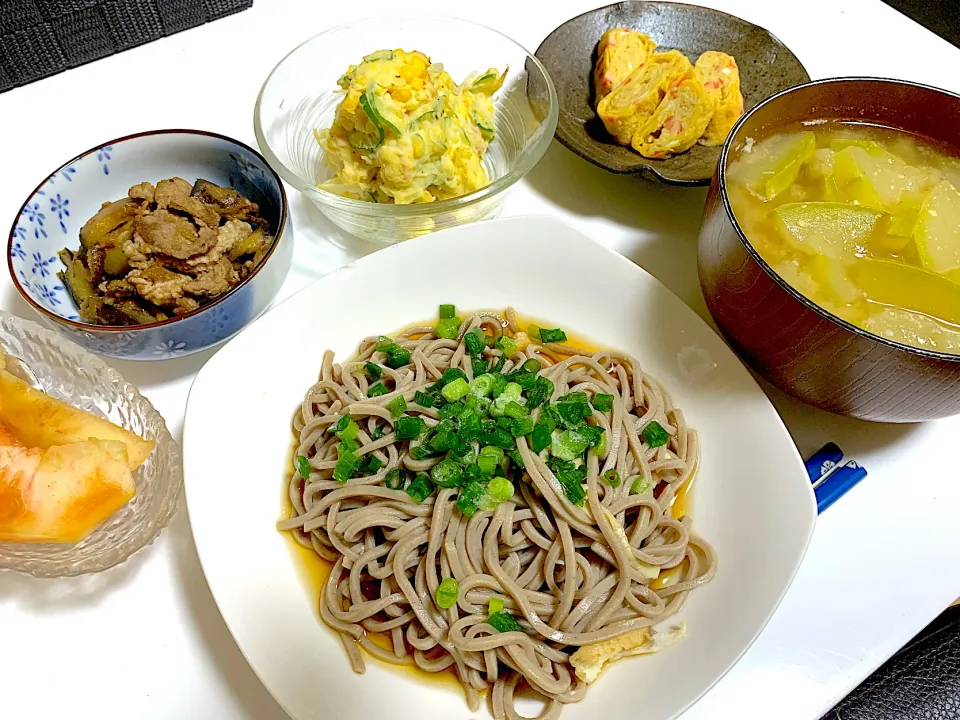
[694,51,744,146]
[0,352,154,543]
[593,28,657,102]
[632,71,714,158]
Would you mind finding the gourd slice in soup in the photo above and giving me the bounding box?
[863,307,960,353]
[774,202,883,259]
[805,255,863,304]
[887,189,926,238]
[848,257,960,326]
[832,146,918,212]
[732,132,816,201]
[915,180,960,276]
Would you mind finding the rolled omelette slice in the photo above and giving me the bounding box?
[631,71,714,159]
[597,50,692,146]
[693,50,744,147]
[593,28,657,104]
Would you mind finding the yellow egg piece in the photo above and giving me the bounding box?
[593,28,657,104]
[631,71,714,159]
[693,51,744,147]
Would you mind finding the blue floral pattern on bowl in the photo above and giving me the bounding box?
[7,130,291,361]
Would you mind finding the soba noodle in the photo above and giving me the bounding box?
[279,308,716,719]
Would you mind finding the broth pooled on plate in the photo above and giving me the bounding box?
[59,178,274,327]
[317,49,506,204]
[727,122,960,354]
[279,305,715,718]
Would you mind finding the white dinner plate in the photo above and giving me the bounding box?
[183,215,816,720]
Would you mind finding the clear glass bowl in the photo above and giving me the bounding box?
[0,313,182,577]
[254,14,558,244]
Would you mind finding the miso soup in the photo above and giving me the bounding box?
[727,122,960,354]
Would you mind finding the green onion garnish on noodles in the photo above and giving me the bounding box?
[413,390,436,408]
[530,423,552,453]
[602,469,622,487]
[376,335,394,350]
[539,328,567,344]
[472,357,488,378]
[384,346,411,369]
[333,452,360,483]
[469,374,495,398]
[363,362,383,381]
[431,459,463,488]
[406,473,434,503]
[395,416,426,441]
[456,479,486,517]
[642,420,670,448]
[631,476,651,494]
[488,597,504,615]
[495,336,516,356]
[522,358,541,373]
[368,382,389,397]
[490,373,508,397]
[409,445,436,461]
[488,611,524,633]
[524,376,554,410]
[387,395,407,418]
[435,577,460,609]
[479,427,513,450]
[334,415,360,441]
[550,429,590,460]
[465,327,486,356]
[357,454,383,475]
[384,468,406,490]
[371,425,386,440]
[296,455,311,479]
[477,453,498,476]
[510,416,535,438]
[591,393,614,412]
[441,368,468,386]
[503,401,527,420]
[479,476,514,511]
[442,378,470,402]
[436,317,461,339]
[439,304,456,319]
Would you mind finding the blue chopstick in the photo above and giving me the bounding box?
[803,443,868,514]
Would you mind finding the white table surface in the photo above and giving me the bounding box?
[2,1,960,718]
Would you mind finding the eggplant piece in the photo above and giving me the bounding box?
[103,246,130,277]
[227,228,266,261]
[59,258,97,311]
[190,179,259,220]
[86,246,106,287]
[79,198,140,250]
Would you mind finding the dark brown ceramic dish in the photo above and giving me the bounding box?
[699,78,960,423]
[535,1,809,184]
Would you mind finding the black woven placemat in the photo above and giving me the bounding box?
[0,0,253,93]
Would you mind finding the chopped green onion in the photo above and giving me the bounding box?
[539,328,567,344]
[371,425,385,440]
[387,395,407,418]
[510,372,537,391]
[525,376,554,409]
[530,423,552,453]
[556,399,591,426]
[491,382,523,417]
[442,368,468,386]
[470,374,495,398]
[562,391,589,403]
[409,444,436,461]
[522,358,541,373]
[551,429,590,460]
[435,577,460,609]
[459,409,483,441]
[442,377,470,402]
[510,416,535,437]
[439,304,456,319]
[491,354,508,374]
[480,445,504,462]
[406,473,434,503]
[479,427,514,450]
[527,325,542,342]
[488,597,504,615]
[384,346,411,369]
[363,362,383,381]
[495,336,516,356]
[295,455,311,479]
[375,335,395,350]
[503,401,527,420]
[591,430,607,457]
[357,454,383,475]
[576,425,604,447]
[333,452,360,483]
[477,453,498,475]
[479,476,514,511]
[497,416,513,431]
[488,612,524,633]
[334,415,360,440]
[457,479,486,517]
[465,328,487,356]
[385,468,406,490]
[642,421,670,449]
[339,437,360,456]
[431,458,463,488]
[413,390,436,408]
[602,469,622,487]
[591,393,614,412]
[490,373,508,397]
[631,476,651,495]
[395,416,426,441]
[368,382,389,397]
[438,402,462,420]
[436,317,461,339]
[552,462,586,506]
[506,448,525,469]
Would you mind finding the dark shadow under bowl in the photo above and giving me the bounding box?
[699,77,960,422]
[535,1,809,184]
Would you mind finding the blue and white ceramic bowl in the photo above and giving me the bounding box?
[7,130,291,361]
